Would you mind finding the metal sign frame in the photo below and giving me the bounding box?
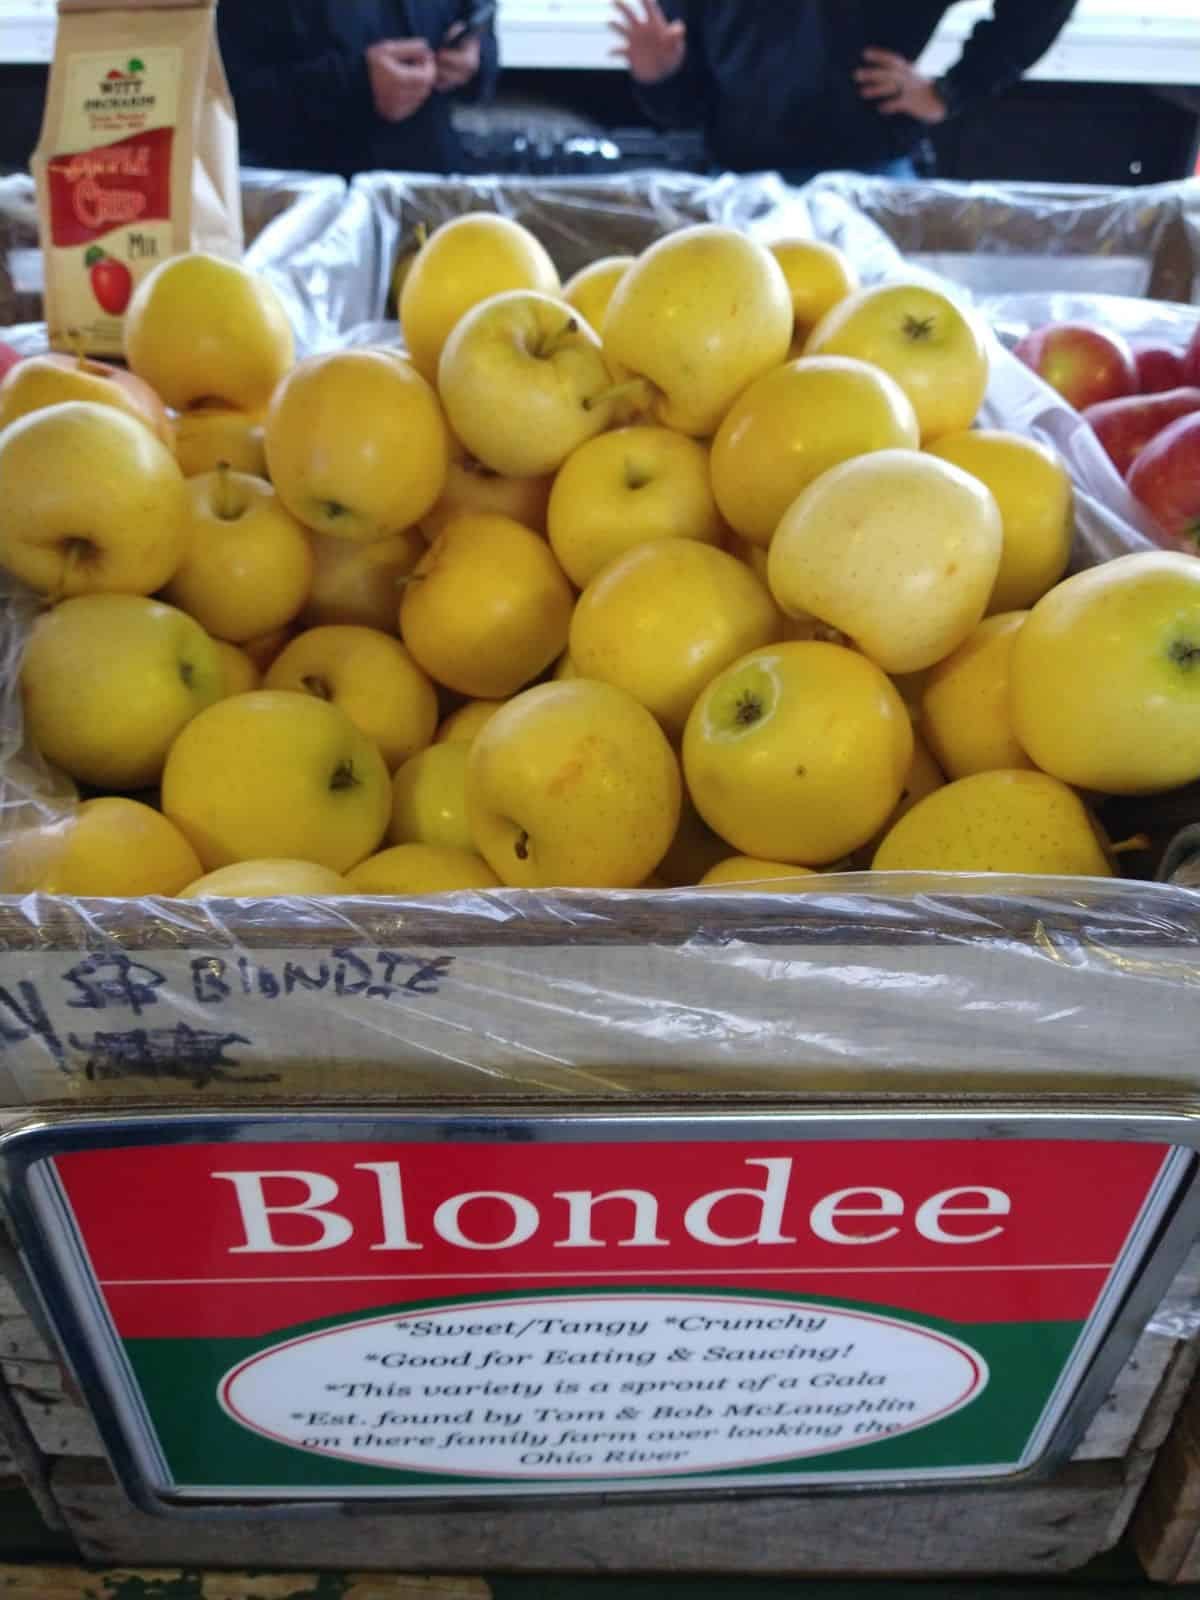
[2,1099,1199,1520]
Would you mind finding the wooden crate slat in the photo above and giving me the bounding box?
[0,1567,493,1598]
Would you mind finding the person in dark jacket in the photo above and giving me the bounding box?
[218,1,500,177]
[611,0,1077,182]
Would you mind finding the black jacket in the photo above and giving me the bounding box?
[636,1,1077,173]
[217,0,500,177]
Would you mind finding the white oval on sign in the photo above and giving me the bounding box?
[219,1293,987,1479]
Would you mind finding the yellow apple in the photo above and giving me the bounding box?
[925,430,1074,613]
[400,213,560,383]
[769,239,860,350]
[241,624,295,674]
[180,859,349,897]
[2,797,202,897]
[467,679,681,888]
[548,426,724,587]
[265,350,450,541]
[654,793,730,887]
[162,468,314,643]
[265,625,438,771]
[388,743,474,851]
[552,652,578,681]
[436,700,506,746]
[346,843,501,895]
[300,526,425,631]
[21,594,222,790]
[0,401,188,597]
[873,769,1113,877]
[851,732,947,868]
[805,283,989,444]
[214,640,261,698]
[0,353,171,445]
[1009,552,1200,794]
[124,252,294,412]
[563,255,634,332]
[401,514,574,697]
[920,612,1034,779]
[161,690,390,871]
[173,404,268,479]
[438,292,614,478]
[421,449,553,542]
[683,642,913,865]
[570,539,783,739]
[710,357,921,547]
[699,857,816,889]
[602,225,793,437]
[767,451,1003,675]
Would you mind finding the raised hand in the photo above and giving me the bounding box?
[610,0,686,85]
[367,38,436,123]
[854,48,947,123]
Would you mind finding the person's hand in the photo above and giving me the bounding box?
[854,48,947,123]
[609,0,686,85]
[435,31,482,93]
[366,38,436,123]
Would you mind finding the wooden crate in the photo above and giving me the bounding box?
[1,1245,1197,1577]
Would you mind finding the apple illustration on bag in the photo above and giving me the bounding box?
[84,247,133,315]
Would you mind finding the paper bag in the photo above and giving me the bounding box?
[31,0,243,356]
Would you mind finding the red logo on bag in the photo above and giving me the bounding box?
[46,125,173,248]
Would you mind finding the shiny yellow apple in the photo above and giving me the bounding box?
[563,255,635,333]
[438,291,614,478]
[548,426,724,587]
[265,350,450,541]
[683,642,913,865]
[173,404,268,479]
[0,401,188,597]
[805,283,989,444]
[214,640,261,698]
[346,843,501,895]
[768,451,1003,674]
[699,857,816,889]
[2,797,202,897]
[21,594,221,790]
[162,690,390,871]
[1009,552,1200,794]
[435,700,506,746]
[300,526,425,631]
[163,467,314,642]
[388,742,474,851]
[921,612,1034,779]
[0,353,171,444]
[653,793,729,888]
[265,625,438,771]
[769,239,860,349]
[467,679,681,888]
[602,225,793,437]
[180,859,349,897]
[925,429,1073,613]
[570,539,783,739]
[421,449,553,542]
[873,769,1113,877]
[710,357,920,547]
[124,252,294,412]
[401,513,574,697]
[400,213,560,383]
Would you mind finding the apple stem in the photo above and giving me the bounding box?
[531,317,580,361]
[514,830,531,862]
[1110,833,1152,857]
[584,378,651,416]
[212,462,243,521]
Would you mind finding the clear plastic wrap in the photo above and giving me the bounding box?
[2,172,1200,1111]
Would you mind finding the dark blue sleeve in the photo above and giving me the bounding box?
[454,16,500,106]
[217,6,372,149]
[939,0,1077,109]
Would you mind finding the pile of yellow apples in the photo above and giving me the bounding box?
[1,212,1199,901]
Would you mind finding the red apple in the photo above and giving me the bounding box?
[1185,323,1200,387]
[1133,344,1187,394]
[1128,412,1200,551]
[1013,322,1138,410]
[0,342,21,382]
[1082,387,1200,478]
